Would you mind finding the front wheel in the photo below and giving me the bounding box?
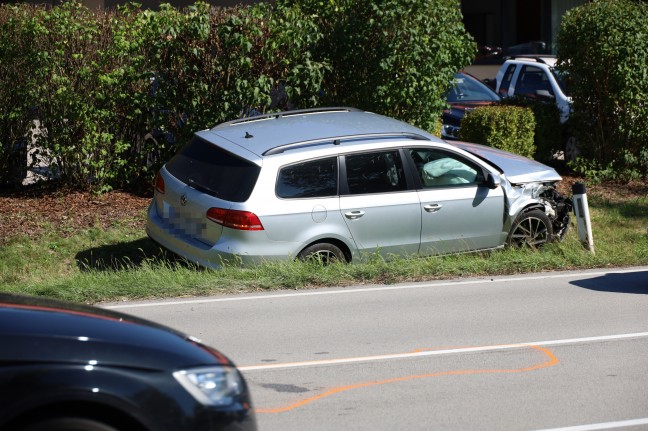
[506,209,553,249]
[297,243,347,264]
[564,135,580,162]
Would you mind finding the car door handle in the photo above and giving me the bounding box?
[424,204,443,213]
[344,210,366,220]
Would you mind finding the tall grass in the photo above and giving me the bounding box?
[1,195,646,304]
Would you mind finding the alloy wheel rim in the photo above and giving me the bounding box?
[511,216,549,248]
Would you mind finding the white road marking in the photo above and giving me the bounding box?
[532,418,648,431]
[103,268,646,310]
[237,331,648,371]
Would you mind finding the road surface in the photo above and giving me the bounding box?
[104,267,648,431]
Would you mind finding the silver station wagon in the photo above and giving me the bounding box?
[146,107,572,268]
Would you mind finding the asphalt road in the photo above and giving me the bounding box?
[104,267,648,431]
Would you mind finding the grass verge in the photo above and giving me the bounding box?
[1,194,647,304]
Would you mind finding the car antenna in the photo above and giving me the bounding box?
[245,132,254,139]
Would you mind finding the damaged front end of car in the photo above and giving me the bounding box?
[505,180,573,244]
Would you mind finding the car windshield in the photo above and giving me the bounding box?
[447,73,500,103]
[165,136,261,202]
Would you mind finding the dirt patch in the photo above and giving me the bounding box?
[556,176,648,202]
[0,183,152,244]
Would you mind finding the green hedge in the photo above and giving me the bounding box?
[498,97,562,162]
[287,0,476,133]
[0,2,326,191]
[557,0,648,178]
[457,105,536,159]
[0,0,475,192]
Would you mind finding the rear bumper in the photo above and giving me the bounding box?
[145,202,295,268]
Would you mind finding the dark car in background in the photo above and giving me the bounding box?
[442,72,501,140]
[0,294,257,431]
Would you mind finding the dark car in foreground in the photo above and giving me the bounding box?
[442,72,501,140]
[0,294,256,431]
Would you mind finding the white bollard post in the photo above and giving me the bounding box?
[572,182,595,253]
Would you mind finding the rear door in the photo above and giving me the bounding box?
[408,147,506,255]
[339,149,421,258]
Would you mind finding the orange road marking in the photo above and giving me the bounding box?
[255,345,558,414]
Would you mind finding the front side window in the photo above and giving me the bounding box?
[345,150,406,195]
[517,65,555,99]
[408,148,482,188]
[276,157,338,199]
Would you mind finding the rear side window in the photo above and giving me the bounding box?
[277,157,338,199]
[345,150,406,194]
[165,136,260,202]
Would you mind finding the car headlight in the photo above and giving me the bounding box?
[173,366,244,406]
[441,124,460,138]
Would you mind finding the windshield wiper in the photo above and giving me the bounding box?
[186,178,220,197]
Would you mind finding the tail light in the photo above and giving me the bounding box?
[207,208,264,231]
[155,171,165,194]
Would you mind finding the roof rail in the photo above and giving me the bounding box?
[263,132,430,156]
[214,107,362,129]
[504,54,556,64]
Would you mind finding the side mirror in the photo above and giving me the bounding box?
[486,173,501,189]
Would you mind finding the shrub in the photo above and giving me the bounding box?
[498,97,562,162]
[0,2,327,192]
[24,2,147,192]
[0,5,41,187]
[458,105,536,158]
[281,0,476,133]
[0,0,475,192]
[557,0,648,178]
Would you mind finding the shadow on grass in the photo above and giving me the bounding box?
[590,196,648,220]
[570,271,648,294]
[75,237,193,271]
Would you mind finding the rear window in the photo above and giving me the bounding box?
[165,136,260,202]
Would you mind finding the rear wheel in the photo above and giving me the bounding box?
[506,209,553,249]
[20,418,119,431]
[297,243,347,264]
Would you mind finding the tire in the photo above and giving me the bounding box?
[297,242,347,264]
[19,418,119,431]
[564,135,580,162]
[506,209,553,249]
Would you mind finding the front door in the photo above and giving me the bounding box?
[409,147,506,255]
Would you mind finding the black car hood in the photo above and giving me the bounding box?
[443,101,496,125]
[0,294,232,370]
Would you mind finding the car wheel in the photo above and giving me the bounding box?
[564,135,580,162]
[506,209,553,249]
[297,243,347,264]
[19,418,120,431]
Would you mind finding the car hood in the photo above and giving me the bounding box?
[0,294,232,370]
[442,102,497,126]
[449,141,562,183]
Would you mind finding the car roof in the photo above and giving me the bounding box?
[504,55,557,67]
[198,108,443,158]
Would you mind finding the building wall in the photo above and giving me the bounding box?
[462,0,586,55]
